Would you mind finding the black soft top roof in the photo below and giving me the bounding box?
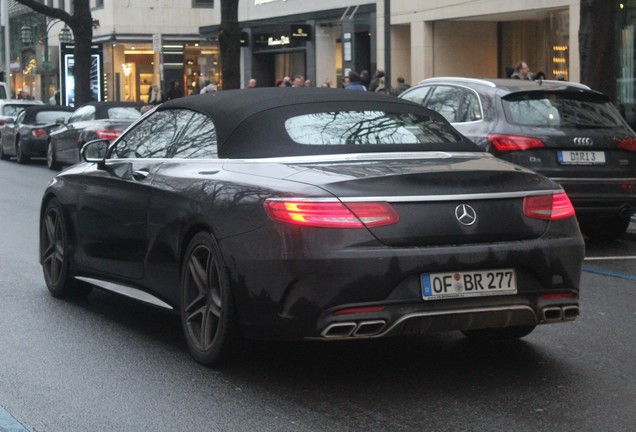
[22,105,74,123]
[156,88,474,157]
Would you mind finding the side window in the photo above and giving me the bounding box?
[400,86,431,105]
[113,110,185,159]
[424,86,465,123]
[461,90,483,122]
[172,112,217,159]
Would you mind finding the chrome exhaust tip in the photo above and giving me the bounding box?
[321,322,356,338]
[542,307,563,322]
[353,320,386,337]
[562,306,579,321]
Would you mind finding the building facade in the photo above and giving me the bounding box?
[2,0,219,104]
[201,0,377,88]
[376,0,580,88]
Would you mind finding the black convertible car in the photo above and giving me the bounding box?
[40,88,584,366]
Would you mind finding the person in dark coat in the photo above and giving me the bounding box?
[166,80,184,100]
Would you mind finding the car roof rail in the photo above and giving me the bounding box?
[417,77,497,87]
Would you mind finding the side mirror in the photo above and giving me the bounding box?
[5,117,15,125]
[80,139,110,168]
[55,117,67,125]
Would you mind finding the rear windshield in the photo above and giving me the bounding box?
[107,107,141,120]
[35,111,73,124]
[502,92,625,128]
[285,111,463,145]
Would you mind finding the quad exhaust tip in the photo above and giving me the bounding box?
[542,306,579,322]
[321,320,386,339]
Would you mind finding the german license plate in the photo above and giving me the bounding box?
[421,269,517,300]
[558,150,605,165]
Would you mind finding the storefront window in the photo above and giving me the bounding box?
[617,0,636,126]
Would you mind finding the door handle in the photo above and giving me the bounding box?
[133,169,150,181]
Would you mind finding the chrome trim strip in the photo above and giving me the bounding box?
[75,277,173,310]
[266,190,559,203]
[552,177,636,183]
[109,152,494,164]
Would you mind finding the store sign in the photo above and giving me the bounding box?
[267,36,291,46]
[291,25,311,40]
[60,43,103,106]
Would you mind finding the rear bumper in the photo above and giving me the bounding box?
[553,177,636,216]
[21,138,47,156]
[223,220,584,341]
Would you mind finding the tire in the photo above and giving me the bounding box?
[0,140,8,160]
[40,198,91,297]
[461,325,536,341]
[180,232,239,366]
[579,214,630,243]
[47,140,60,170]
[16,138,29,164]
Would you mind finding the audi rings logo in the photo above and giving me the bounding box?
[573,137,594,146]
[455,204,477,226]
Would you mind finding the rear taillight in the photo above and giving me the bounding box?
[31,128,47,138]
[488,134,545,151]
[264,199,399,228]
[96,129,123,140]
[523,193,575,220]
[619,137,636,152]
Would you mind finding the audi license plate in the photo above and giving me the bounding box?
[421,269,517,301]
[558,150,605,165]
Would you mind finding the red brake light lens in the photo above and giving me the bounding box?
[96,129,123,140]
[541,292,575,299]
[335,305,386,315]
[523,193,575,220]
[619,137,636,152]
[488,134,545,151]
[31,128,48,138]
[264,200,399,228]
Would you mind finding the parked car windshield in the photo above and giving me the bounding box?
[502,92,625,129]
[285,111,463,145]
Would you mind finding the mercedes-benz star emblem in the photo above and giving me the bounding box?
[455,204,477,226]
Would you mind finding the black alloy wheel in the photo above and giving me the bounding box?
[579,214,631,243]
[461,325,536,341]
[40,199,91,297]
[180,232,239,366]
[47,140,59,170]
[16,138,29,164]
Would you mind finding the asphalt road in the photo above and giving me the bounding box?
[0,159,634,432]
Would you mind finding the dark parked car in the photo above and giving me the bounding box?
[400,78,636,241]
[0,100,44,160]
[0,105,74,164]
[47,101,143,169]
[40,88,584,366]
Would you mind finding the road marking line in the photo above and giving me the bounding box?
[584,256,636,261]
[582,266,636,282]
[0,405,28,432]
